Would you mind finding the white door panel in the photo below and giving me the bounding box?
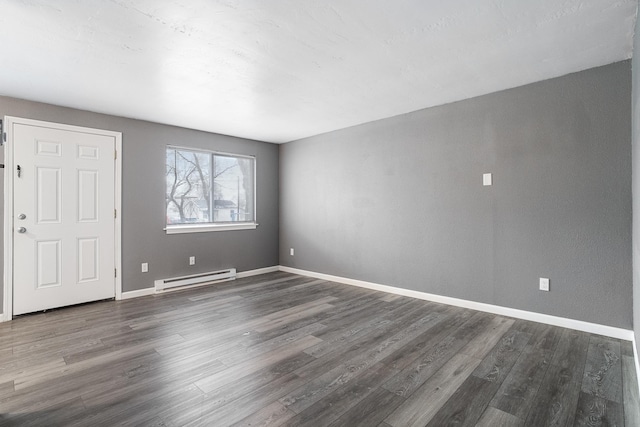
[12,121,116,315]
[36,239,61,288]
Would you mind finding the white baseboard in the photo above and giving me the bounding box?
[279,266,634,341]
[120,287,155,300]
[237,266,280,278]
[0,312,9,322]
[118,266,280,301]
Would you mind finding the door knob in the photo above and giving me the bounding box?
[17,227,26,233]
[18,214,26,220]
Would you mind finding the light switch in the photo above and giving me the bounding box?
[483,173,492,186]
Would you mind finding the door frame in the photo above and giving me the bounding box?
[2,116,122,321]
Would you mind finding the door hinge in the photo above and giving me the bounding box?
[114,209,117,219]
[115,268,117,278]
[2,132,6,144]
[114,150,117,160]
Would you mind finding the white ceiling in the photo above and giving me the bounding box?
[0,1,636,143]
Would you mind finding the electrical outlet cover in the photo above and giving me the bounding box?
[539,277,550,291]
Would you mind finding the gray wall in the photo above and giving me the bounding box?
[280,61,632,329]
[0,97,279,314]
[633,9,640,350]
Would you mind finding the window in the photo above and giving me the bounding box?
[165,146,256,233]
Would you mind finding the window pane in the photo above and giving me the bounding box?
[166,146,255,228]
[166,148,211,224]
[213,155,254,223]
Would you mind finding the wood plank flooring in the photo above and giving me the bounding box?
[0,271,638,426]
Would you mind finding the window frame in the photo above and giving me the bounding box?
[164,145,258,234]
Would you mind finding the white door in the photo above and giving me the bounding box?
[10,119,117,315]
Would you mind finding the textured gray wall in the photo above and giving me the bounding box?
[633,13,640,350]
[0,97,279,314]
[280,61,632,329]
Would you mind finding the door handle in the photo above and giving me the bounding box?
[17,227,26,233]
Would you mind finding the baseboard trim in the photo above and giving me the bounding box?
[279,266,634,341]
[120,288,155,300]
[118,266,280,301]
[236,266,280,278]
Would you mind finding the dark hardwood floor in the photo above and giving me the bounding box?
[0,271,638,426]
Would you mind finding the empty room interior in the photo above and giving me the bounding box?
[2,0,640,425]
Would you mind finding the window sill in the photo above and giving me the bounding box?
[165,223,258,234]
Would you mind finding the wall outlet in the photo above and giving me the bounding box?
[539,277,550,291]
[189,256,196,265]
[141,262,148,273]
[483,173,493,186]
[290,248,294,256]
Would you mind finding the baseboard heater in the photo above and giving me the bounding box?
[154,268,237,292]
